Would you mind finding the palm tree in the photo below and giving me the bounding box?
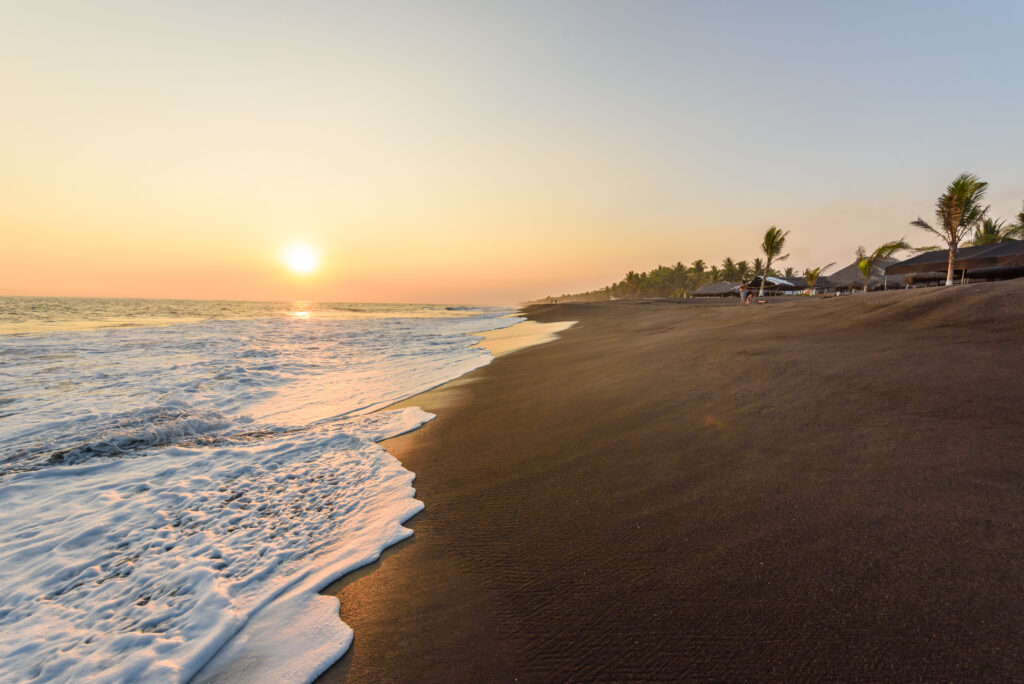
[856,240,910,293]
[758,226,790,296]
[803,262,835,294]
[736,260,751,279]
[721,257,738,281]
[783,266,795,279]
[1006,202,1024,239]
[691,259,706,285]
[911,172,989,286]
[752,258,764,277]
[968,218,1009,245]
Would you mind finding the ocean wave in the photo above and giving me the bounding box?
[0,306,524,682]
[0,402,236,476]
[0,408,432,684]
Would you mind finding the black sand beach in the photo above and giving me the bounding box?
[320,280,1024,681]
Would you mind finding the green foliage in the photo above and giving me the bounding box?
[758,226,790,295]
[566,253,760,300]
[969,218,1009,245]
[856,239,911,292]
[911,172,989,248]
[1003,203,1024,239]
[721,257,737,281]
[911,172,989,285]
[804,262,835,290]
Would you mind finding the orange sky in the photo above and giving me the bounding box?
[2,2,1021,304]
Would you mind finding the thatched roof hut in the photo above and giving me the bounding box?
[747,276,799,295]
[886,240,1024,282]
[786,275,836,291]
[826,258,901,291]
[692,281,738,297]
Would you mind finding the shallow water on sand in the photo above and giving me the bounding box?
[0,298,519,683]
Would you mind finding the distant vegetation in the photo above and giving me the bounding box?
[543,174,1024,302]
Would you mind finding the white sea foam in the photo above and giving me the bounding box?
[0,303,521,683]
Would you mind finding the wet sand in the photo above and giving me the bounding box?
[319,280,1024,681]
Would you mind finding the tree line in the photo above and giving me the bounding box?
[547,172,1024,301]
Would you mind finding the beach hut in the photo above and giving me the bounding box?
[747,275,799,296]
[692,281,739,298]
[826,258,901,292]
[885,239,1024,285]
[786,275,836,294]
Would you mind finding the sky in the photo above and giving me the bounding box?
[1,0,1022,304]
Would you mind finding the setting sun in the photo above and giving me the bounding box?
[283,243,318,275]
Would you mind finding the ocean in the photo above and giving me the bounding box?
[0,297,521,683]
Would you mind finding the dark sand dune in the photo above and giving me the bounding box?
[320,280,1024,682]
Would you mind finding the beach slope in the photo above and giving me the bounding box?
[321,280,1024,681]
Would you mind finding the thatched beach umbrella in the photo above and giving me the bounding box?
[886,240,1024,282]
[747,276,799,295]
[825,258,901,291]
[692,281,739,297]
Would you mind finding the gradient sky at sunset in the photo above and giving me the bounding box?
[2,1,1022,304]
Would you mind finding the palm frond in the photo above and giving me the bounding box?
[911,217,945,241]
[872,238,911,260]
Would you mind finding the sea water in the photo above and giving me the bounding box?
[0,297,521,683]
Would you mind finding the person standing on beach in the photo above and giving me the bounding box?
[739,279,748,304]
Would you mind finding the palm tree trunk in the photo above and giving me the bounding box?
[945,245,956,286]
[758,260,770,296]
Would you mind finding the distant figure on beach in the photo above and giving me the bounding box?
[739,279,748,304]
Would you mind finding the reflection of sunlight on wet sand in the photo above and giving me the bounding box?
[473,320,575,357]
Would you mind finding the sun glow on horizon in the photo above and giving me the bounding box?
[283,243,319,276]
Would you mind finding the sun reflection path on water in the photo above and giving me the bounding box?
[0,298,513,335]
[287,302,313,319]
[277,302,508,321]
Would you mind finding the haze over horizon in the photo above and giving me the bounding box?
[2,0,1022,304]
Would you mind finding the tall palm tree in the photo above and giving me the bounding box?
[911,173,989,286]
[803,262,835,294]
[758,226,790,296]
[856,240,910,293]
[969,218,1009,245]
[736,260,751,279]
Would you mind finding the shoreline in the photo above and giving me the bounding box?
[318,280,1024,681]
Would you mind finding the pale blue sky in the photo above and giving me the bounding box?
[2,0,1022,301]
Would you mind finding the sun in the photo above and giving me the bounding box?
[283,243,318,275]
